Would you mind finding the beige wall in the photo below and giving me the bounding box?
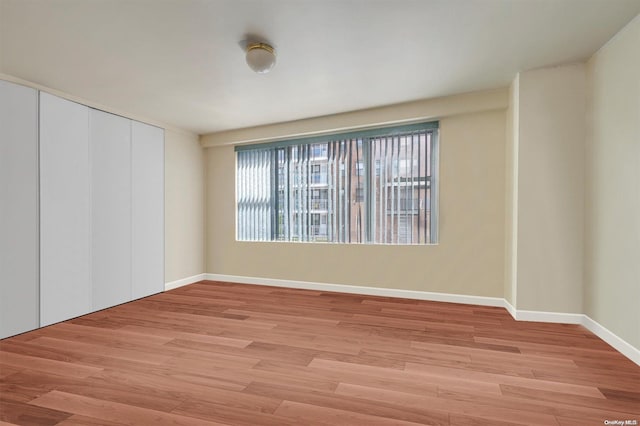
[165,129,205,283]
[514,64,586,313]
[585,16,640,348]
[201,89,508,147]
[205,107,506,297]
[503,77,519,306]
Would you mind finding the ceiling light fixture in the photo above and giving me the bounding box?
[245,42,276,74]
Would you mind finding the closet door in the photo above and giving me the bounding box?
[39,92,92,326]
[0,81,39,338]
[90,110,132,311]
[131,122,164,299]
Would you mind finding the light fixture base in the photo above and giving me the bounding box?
[245,42,276,74]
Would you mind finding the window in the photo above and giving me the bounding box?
[310,164,326,184]
[236,121,438,244]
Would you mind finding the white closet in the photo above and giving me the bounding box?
[1,81,164,338]
[0,81,39,338]
[40,93,93,326]
[90,110,133,311]
[131,122,164,300]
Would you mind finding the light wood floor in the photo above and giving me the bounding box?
[1,281,639,425]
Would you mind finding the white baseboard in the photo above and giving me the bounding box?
[165,273,207,291]
[581,315,640,366]
[512,309,584,324]
[503,300,517,318]
[502,302,639,366]
[188,273,639,367]
[204,273,506,308]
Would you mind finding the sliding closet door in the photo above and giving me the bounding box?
[39,93,92,326]
[90,109,132,311]
[131,122,164,299]
[0,81,39,338]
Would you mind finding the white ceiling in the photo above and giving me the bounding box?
[1,0,639,135]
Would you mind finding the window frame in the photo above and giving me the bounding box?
[235,121,439,245]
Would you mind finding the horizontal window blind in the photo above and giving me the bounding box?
[236,122,438,244]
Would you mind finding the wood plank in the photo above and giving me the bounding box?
[437,387,636,423]
[474,336,627,361]
[0,399,71,426]
[223,309,341,327]
[27,336,172,365]
[93,366,250,397]
[599,387,640,404]
[273,400,434,426]
[246,381,448,425]
[119,325,252,348]
[252,359,424,394]
[532,368,640,392]
[310,358,502,395]
[1,369,183,413]
[380,306,503,325]
[0,351,102,379]
[335,382,558,426]
[42,322,173,346]
[55,414,126,425]
[0,340,180,375]
[0,364,22,379]
[29,391,228,426]
[448,413,530,426]
[0,382,50,405]
[405,361,604,398]
[171,397,319,426]
[500,384,640,416]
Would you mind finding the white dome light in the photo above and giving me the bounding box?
[246,42,276,74]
